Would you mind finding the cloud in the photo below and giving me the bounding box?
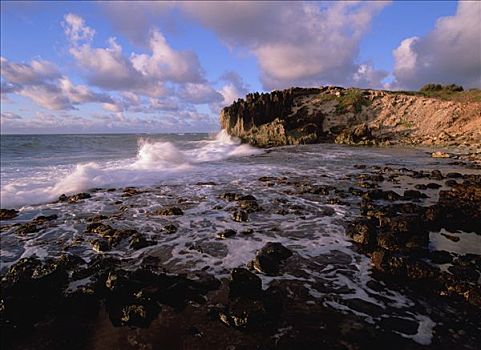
[392,2,481,90]
[218,71,249,105]
[63,14,207,98]
[1,112,23,124]
[181,1,389,90]
[0,56,60,84]
[1,109,219,134]
[180,83,223,104]
[1,57,113,110]
[99,2,175,46]
[62,13,95,43]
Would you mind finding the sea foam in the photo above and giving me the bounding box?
[0,131,262,208]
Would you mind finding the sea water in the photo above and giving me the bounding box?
[1,131,479,344]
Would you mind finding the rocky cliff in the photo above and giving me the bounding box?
[220,86,481,148]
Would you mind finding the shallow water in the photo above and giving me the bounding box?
[1,132,480,346]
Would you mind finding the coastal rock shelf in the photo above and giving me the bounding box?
[220,86,481,148]
[1,144,481,349]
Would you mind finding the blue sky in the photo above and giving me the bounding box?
[1,1,479,133]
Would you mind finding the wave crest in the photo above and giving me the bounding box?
[1,131,262,208]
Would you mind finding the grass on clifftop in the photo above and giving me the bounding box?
[396,84,481,103]
[335,89,371,114]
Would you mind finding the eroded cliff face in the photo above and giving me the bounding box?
[220,86,481,148]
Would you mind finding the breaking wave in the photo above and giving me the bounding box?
[0,130,263,208]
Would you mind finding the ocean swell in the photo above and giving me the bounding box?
[0,131,262,208]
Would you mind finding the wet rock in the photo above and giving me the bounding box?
[219,298,267,329]
[119,304,156,328]
[155,207,184,216]
[348,187,365,196]
[220,192,239,201]
[85,223,134,245]
[446,172,463,178]
[319,206,336,216]
[431,170,444,180]
[447,265,479,282]
[251,242,293,275]
[403,190,427,199]
[62,286,100,319]
[91,239,110,252]
[229,268,262,299]
[377,232,402,251]
[343,298,385,317]
[414,184,428,190]
[430,250,454,264]
[196,181,217,186]
[129,233,156,250]
[1,257,69,331]
[238,199,262,213]
[346,219,376,246]
[258,176,278,182]
[33,214,58,223]
[379,317,419,335]
[122,187,142,197]
[162,224,178,234]
[432,151,450,158]
[232,209,248,222]
[440,232,460,242]
[241,229,254,235]
[302,185,336,195]
[426,182,442,189]
[363,189,401,201]
[0,209,18,220]
[238,195,257,201]
[86,222,115,235]
[14,222,39,235]
[217,229,237,239]
[445,179,458,187]
[86,214,108,223]
[66,192,92,203]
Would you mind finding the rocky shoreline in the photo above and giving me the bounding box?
[220,86,481,158]
[1,146,481,349]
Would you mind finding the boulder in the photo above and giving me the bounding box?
[250,242,293,275]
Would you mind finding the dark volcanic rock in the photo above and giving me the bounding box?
[219,298,268,329]
[129,233,156,250]
[0,209,18,220]
[58,192,91,203]
[403,189,428,199]
[155,207,184,216]
[14,222,40,235]
[238,199,262,212]
[217,229,237,239]
[162,223,178,234]
[232,209,249,222]
[250,242,293,275]
[219,192,240,201]
[229,268,262,299]
[33,214,58,223]
[1,257,69,333]
[91,239,110,252]
[346,219,376,246]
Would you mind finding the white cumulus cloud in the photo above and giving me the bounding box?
[392,2,481,90]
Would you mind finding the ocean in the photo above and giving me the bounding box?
[0,131,262,208]
[1,132,480,346]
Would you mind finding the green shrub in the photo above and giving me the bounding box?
[420,83,463,92]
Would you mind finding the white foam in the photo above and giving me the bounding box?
[0,131,263,208]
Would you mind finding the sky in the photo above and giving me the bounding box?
[1,1,480,134]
